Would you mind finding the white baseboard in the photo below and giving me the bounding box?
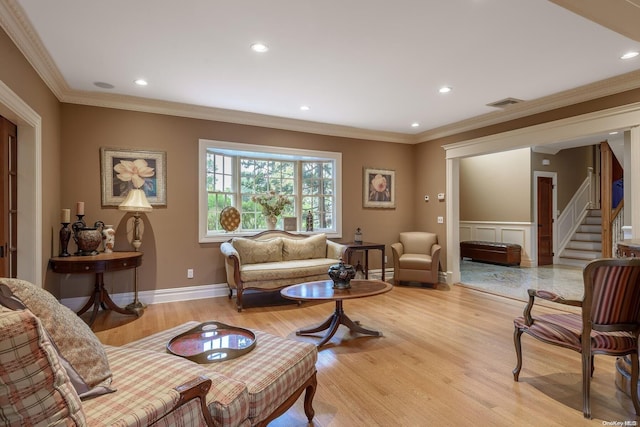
[60,283,230,312]
[440,271,451,284]
[58,271,459,311]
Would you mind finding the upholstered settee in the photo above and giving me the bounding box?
[220,231,346,311]
[0,278,318,426]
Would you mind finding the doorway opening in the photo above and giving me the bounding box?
[535,174,556,266]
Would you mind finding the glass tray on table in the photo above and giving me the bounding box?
[166,321,256,363]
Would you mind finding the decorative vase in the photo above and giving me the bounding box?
[72,220,104,256]
[266,215,277,230]
[102,224,116,253]
[328,258,356,289]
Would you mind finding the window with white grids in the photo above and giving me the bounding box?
[199,139,342,242]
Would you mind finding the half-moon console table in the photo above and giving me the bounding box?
[49,251,142,326]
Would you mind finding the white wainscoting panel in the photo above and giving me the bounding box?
[475,227,497,242]
[459,226,472,242]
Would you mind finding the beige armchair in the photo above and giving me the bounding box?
[391,232,441,286]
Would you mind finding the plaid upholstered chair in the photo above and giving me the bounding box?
[513,258,640,419]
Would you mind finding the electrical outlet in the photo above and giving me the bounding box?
[437,216,444,224]
[187,268,194,279]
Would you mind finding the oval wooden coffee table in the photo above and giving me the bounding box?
[281,279,392,347]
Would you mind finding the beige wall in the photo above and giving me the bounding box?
[57,104,416,298]
[530,145,594,214]
[2,21,638,299]
[459,148,532,222]
[413,140,448,269]
[0,28,62,290]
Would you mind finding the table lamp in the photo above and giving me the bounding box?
[119,188,152,315]
[119,188,153,250]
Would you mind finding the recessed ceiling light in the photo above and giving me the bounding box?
[94,81,114,89]
[411,122,420,128]
[251,43,269,53]
[439,86,452,94]
[134,79,148,86]
[621,51,639,60]
[300,105,310,111]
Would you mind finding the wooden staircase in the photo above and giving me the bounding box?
[558,209,602,268]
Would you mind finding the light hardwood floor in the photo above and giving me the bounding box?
[93,284,638,426]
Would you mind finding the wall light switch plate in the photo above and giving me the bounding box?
[187,269,194,279]
[437,216,444,224]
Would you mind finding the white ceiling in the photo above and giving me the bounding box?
[3,0,640,143]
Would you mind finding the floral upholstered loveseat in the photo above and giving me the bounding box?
[220,231,346,311]
[0,279,318,426]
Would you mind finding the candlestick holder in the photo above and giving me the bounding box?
[76,214,86,227]
[59,223,71,257]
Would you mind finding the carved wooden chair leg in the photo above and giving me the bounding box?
[303,373,317,422]
[582,352,592,419]
[512,328,523,381]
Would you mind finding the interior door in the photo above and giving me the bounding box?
[537,176,553,266]
[0,116,17,277]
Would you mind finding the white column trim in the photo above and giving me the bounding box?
[0,80,42,286]
[630,126,640,239]
[444,103,640,282]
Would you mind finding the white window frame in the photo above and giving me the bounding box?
[199,139,342,242]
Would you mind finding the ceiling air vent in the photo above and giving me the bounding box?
[486,97,524,108]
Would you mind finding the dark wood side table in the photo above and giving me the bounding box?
[49,252,142,326]
[342,242,386,281]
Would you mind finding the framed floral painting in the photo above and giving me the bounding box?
[363,167,395,208]
[100,147,167,207]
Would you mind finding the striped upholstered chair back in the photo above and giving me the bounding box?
[513,257,640,419]
[585,258,640,332]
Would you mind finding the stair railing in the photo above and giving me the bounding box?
[611,202,624,257]
[556,175,592,259]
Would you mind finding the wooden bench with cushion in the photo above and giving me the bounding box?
[460,240,522,266]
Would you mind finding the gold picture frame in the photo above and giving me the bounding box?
[363,167,395,208]
[100,147,167,207]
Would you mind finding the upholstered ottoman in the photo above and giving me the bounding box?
[123,321,318,426]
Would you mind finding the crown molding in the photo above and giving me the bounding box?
[3,0,640,145]
[0,0,69,99]
[62,90,416,144]
[416,69,640,143]
[442,101,640,159]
